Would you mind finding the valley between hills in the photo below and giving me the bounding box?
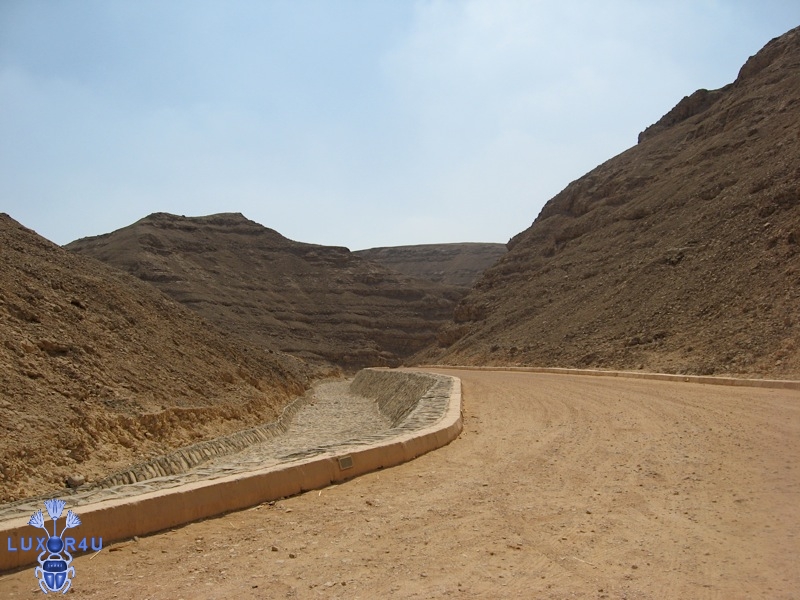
[0,24,799,600]
[2,21,798,506]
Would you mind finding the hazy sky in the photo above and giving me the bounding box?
[1,1,798,249]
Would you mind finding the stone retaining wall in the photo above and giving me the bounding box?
[0,369,463,573]
[91,391,315,488]
[93,369,448,489]
[350,369,442,426]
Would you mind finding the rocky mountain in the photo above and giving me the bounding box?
[0,214,315,502]
[354,243,506,287]
[423,26,800,378]
[67,213,463,368]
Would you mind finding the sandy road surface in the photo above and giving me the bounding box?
[1,369,798,599]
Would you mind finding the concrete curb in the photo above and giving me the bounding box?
[419,364,800,390]
[0,369,462,573]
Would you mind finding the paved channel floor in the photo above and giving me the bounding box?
[0,380,389,523]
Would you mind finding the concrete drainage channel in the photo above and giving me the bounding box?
[0,368,462,572]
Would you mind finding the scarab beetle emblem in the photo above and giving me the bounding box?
[28,499,81,594]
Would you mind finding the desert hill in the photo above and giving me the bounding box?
[0,214,314,502]
[423,26,800,378]
[354,243,506,287]
[67,213,463,368]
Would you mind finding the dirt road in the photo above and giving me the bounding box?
[1,369,798,599]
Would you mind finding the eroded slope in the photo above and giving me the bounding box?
[426,26,800,377]
[0,214,313,502]
[355,243,506,287]
[67,213,463,368]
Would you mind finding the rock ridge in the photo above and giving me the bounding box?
[67,213,464,368]
[423,25,800,378]
[354,243,506,287]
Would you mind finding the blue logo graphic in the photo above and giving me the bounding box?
[27,499,80,594]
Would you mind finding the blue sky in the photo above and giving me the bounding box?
[1,1,798,249]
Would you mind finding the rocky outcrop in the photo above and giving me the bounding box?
[422,26,800,378]
[67,213,463,368]
[355,243,506,287]
[0,214,314,502]
[637,87,728,144]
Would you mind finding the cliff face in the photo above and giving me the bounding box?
[354,243,506,287]
[0,214,312,502]
[67,213,463,368]
[424,26,800,378]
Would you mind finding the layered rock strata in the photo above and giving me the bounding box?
[424,26,800,378]
[68,213,463,368]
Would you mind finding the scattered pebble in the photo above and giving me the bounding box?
[65,474,85,489]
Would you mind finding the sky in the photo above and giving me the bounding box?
[1,1,798,250]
